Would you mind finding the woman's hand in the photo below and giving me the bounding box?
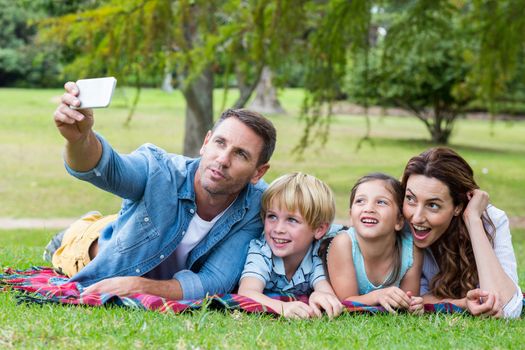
[463,189,489,223]
[465,288,503,318]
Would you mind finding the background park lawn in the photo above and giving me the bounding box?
[1,87,524,348]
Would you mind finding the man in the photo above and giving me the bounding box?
[49,81,276,300]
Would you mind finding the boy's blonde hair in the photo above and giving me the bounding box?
[261,172,335,230]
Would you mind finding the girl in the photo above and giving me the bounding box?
[325,173,423,313]
[402,147,522,318]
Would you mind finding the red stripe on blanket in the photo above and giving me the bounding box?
[2,266,502,315]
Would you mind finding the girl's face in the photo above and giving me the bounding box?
[403,174,462,248]
[350,180,404,240]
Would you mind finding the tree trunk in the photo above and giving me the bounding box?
[430,128,450,144]
[429,112,452,144]
[232,65,263,109]
[162,72,174,93]
[182,67,214,157]
[249,66,286,115]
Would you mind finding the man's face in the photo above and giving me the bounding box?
[197,117,269,197]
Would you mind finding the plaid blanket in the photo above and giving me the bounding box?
[0,266,487,315]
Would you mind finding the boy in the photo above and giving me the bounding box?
[238,173,343,319]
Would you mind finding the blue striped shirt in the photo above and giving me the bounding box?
[241,237,326,295]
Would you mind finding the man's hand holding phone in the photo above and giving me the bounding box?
[53,77,116,172]
[53,77,116,144]
[54,81,93,144]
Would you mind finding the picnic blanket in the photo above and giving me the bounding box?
[0,266,481,315]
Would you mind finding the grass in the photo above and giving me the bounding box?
[1,87,525,219]
[1,229,524,349]
[1,87,525,348]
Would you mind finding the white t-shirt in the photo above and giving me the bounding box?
[142,205,230,280]
[172,211,225,272]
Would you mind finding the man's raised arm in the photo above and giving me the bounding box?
[53,81,102,172]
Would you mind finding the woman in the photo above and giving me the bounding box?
[401,147,522,318]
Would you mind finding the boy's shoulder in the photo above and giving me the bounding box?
[247,236,273,260]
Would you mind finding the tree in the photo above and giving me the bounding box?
[295,0,371,152]
[0,0,58,87]
[36,0,522,152]
[249,66,286,114]
[297,0,525,150]
[348,1,476,143]
[0,0,101,87]
[37,0,312,156]
[470,0,525,109]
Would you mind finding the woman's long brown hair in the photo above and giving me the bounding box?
[401,147,495,299]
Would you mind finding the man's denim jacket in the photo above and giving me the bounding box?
[68,134,266,299]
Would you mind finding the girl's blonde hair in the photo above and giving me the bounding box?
[262,172,335,230]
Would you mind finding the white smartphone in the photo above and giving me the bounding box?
[71,77,117,109]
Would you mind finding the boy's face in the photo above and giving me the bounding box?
[264,203,327,269]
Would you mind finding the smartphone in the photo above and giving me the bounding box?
[71,77,117,109]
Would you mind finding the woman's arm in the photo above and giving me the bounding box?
[464,191,520,315]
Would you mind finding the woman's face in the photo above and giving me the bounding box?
[403,174,461,248]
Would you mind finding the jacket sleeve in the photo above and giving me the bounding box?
[65,133,151,201]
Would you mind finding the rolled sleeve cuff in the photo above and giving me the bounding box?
[174,269,204,300]
[64,132,112,180]
[502,286,523,319]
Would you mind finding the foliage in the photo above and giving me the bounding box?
[35,0,314,98]
[470,0,525,108]
[6,0,525,152]
[0,0,57,86]
[0,0,101,87]
[468,49,525,115]
[36,0,318,155]
[296,0,525,150]
[296,0,372,152]
[348,1,477,143]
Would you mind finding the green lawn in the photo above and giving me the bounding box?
[1,87,524,349]
[1,87,525,220]
[1,228,524,349]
